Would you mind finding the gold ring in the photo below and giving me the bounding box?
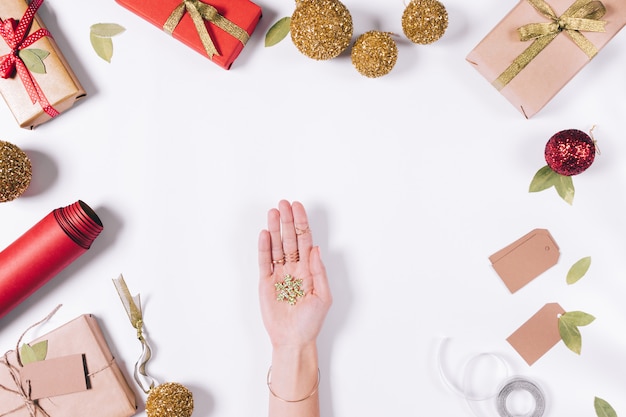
[272,257,285,265]
[295,226,310,235]
[275,274,304,305]
[285,251,299,263]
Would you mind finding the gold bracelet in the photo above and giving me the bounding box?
[266,366,320,403]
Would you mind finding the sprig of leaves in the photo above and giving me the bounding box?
[90,23,126,63]
[265,17,291,47]
[595,397,617,417]
[558,311,595,354]
[567,256,591,285]
[18,48,50,74]
[19,340,48,365]
[529,165,575,205]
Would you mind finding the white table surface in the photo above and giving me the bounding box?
[1,0,626,416]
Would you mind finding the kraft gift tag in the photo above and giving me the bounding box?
[507,303,565,366]
[20,354,88,400]
[489,229,560,293]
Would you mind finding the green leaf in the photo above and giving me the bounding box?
[529,165,559,192]
[554,174,575,205]
[19,340,47,365]
[558,317,582,354]
[90,23,126,38]
[595,397,617,417]
[20,344,37,365]
[265,17,291,47]
[90,23,125,62]
[567,256,592,285]
[18,49,49,74]
[31,340,48,361]
[561,311,596,327]
[90,32,114,62]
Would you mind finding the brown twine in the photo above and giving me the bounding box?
[0,305,62,417]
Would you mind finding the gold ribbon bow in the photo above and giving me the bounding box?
[494,0,606,90]
[163,0,250,59]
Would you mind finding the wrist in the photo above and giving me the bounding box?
[268,342,319,404]
[272,341,318,358]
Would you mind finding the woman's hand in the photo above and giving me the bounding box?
[258,200,331,417]
[258,200,332,349]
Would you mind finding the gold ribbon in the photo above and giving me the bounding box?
[163,0,250,59]
[494,0,606,90]
[112,275,156,394]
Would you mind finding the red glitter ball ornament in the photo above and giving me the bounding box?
[544,129,596,176]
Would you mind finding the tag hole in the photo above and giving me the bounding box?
[545,246,550,251]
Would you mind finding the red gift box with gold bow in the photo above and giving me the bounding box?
[466,0,626,118]
[0,0,85,129]
[116,0,262,70]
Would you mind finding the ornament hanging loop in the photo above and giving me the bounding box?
[589,125,601,155]
[113,274,158,394]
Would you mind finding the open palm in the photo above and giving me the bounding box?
[258,200,331,348]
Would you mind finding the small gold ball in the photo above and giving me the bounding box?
[290,0,353,60]
[146,382,194,417]
[402,0,448,44]
[351,31,398,78]
[0,140,32,203]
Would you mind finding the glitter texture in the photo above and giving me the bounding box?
[545,129,596,176]
[402,0,448,44]
[275,274,304,305]
[146,382,194,417]
[0,140,32,203]
[290,0,353,60]
[351,31,398,78]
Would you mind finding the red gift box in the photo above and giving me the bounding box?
[116,0,262,70]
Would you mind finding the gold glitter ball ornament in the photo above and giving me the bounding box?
[146,382,194,417]
[351,31,398,78]
[0,140,32,203]
[402,0,448,44]
[290,0,353,60]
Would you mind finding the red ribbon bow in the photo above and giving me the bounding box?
[0,0,59,118]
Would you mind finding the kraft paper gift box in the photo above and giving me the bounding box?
[116,0,262,70]
[0,314,137,417]
[466,0,626,118]
[0,0,86,129]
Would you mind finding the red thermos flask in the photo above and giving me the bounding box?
[0,200,103,319]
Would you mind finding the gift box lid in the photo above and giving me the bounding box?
[0,0,86,128]
[466,0,626,118]
[116,0,262,69]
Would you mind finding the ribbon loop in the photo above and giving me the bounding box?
[494,0,607,90]
[163,0,250,59]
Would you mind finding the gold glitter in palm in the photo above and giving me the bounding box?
[275,274,304,305]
